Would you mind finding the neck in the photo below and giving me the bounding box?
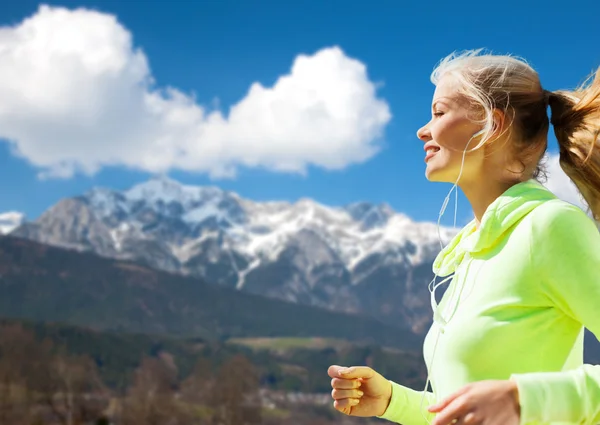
[460,180,522,227]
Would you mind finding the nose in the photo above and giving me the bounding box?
[417,124,431,143]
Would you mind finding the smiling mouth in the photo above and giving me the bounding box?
[425,147,440,162]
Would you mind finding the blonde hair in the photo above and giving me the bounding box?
[431,49,600,219]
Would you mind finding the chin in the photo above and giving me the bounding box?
[425,151,464,182]
[425,166,445,182]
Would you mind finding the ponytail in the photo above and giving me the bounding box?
[548,67,600,220]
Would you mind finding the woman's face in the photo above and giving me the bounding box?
[417,77,487,184]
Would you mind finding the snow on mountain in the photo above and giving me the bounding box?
[0,212,25,235]
[82,176,456,275]
[237,195,454,272]
[87,176,247,227]
[126,176,223,205]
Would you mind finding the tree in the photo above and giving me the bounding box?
[37,352,109,425]
[180,356,213,404]
[179,356,214,424]
[0,324,40,425]
[208,354,262,425]
[121,355,183,425]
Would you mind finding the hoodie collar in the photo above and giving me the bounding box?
[433,179,557,276]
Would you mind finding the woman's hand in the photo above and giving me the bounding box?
[327,365,392,417]
[428,379,521,425]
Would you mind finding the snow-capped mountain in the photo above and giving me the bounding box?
[10,176,457,333]
[0,212,25,235]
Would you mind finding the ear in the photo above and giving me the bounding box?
[482,109,508,156]
[491,108,506,136]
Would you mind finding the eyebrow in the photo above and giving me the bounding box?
[432,100,450,111]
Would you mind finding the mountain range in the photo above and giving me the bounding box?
[6,176,456,334]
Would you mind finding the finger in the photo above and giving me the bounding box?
[328,365,347,378]
[456,411,480,425]
[428,385,470,413]
[431,396,471,425]
[331,388,364,400]
[337,366,375,380]
[331,377,362,390]
[333,397,360,414]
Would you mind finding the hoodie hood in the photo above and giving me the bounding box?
[433,179,558,276]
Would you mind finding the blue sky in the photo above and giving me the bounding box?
[0,0,598,225]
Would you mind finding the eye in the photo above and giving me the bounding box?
[433,111,445,117]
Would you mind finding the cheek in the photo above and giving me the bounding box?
[431,131,450,153]
[432,118,473,151]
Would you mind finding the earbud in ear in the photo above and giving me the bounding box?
[472,128,485,138]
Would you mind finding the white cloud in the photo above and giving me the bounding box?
[0,5,391,179]
[543,153,589,212]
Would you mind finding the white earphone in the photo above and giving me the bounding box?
[437,127,487,234]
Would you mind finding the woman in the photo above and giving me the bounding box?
[328,50,600,425]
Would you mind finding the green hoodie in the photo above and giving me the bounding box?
[377,180,600,425]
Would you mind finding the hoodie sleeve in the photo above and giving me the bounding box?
[376,380,437,425]
[510,202,600,425]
